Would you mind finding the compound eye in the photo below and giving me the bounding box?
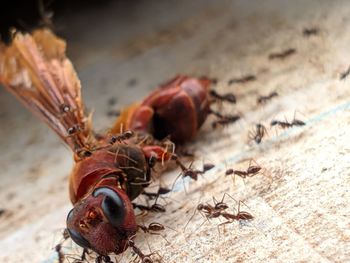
[66,209,91,249]
[93,187,126,227]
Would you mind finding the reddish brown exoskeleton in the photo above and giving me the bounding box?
[111,75,238,143]
[0,30,196,260]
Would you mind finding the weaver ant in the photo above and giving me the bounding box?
[257,91,278,104]
[248,123,267,144]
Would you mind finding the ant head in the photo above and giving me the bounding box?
[66,186,137,255]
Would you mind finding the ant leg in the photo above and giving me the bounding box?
[128,239,155,263]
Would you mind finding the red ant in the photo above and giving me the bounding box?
[186,193,254,231]
[109,130,134,144]
[248,124,267,144]
[225,160,262,179]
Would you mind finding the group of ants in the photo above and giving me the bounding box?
[55,70,309,263]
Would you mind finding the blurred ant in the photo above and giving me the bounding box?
[142,187,171,200]
[340,66,350,80]
[270,113,305,129]
[133,203,166,213]
[303,28,319,37]
[210,109,241,128]
[210,90,236,103]
[228,75,256,85]
[269,48,296,60]
[55,244,65,263]
[95,255,114,263]
[248,124,267,144]
[109,130,134,144]
[257,91,278,104]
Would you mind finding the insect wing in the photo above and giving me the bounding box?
[0,29,95,152]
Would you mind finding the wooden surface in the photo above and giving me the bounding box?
[1,0,350,262]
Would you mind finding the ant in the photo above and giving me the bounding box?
[109,130,134,144]
[210,90,236,103]
[248,123,267,144]
[270,114,305,129]
[303,27,319,37]
[127,239,158,263]
[225,159,262,179]
[95,255,114,263]
[173,156,215,181]
[268,48,296,60]
[228,75,256,85]
[197,194,254,225]
[210,109,241,128]
[142,187,171,200]
[55,244,65,263]
[257,91,278,104]
[133,203,166,213]
[138,222,165,235]
[218,200,254,226]
[340,66,350,80]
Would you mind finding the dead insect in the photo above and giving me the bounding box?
[0,30,205,260]
[303,28,319,37]
[228,75,256,85]
[257,91,278,104]
[340,66,350,80]
[248,124,267,144]
[268,48,296,60]
[111,75,237,143]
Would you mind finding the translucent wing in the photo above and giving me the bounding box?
[0,29,95,154]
